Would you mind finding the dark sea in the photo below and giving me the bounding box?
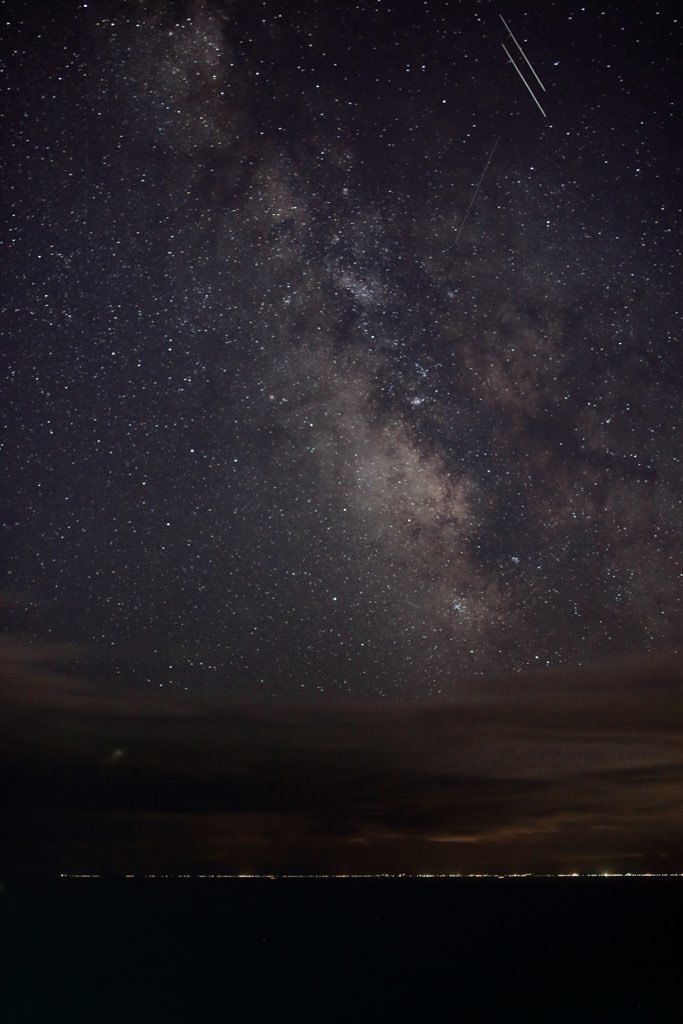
[1,877,680,1022]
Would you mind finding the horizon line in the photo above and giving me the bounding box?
[55,872,683,880]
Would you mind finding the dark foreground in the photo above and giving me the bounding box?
[1,878,681,1022]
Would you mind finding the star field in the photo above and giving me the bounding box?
[2,0,681,697]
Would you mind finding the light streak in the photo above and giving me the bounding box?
[501,43,546,118]
[499,14,546,92]
[454,135,501,245]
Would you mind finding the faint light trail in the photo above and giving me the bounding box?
[454,135,501,245]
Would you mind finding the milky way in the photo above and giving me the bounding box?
[2,1,681,695]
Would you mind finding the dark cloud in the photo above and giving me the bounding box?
[2,640,682,874]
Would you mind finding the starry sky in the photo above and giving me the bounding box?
[1,1,682,871]
[3,0,681,697]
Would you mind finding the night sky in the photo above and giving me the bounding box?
[1,0,682,874]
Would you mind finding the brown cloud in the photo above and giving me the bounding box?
[1,638,682,874]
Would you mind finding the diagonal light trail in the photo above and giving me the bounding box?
[502,43,546,118]
[500,14,546,93]
[454,135,501,246]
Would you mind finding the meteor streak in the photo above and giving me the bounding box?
[499,14,546,92]
[502,43,546,118]
[454,136,501,245]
